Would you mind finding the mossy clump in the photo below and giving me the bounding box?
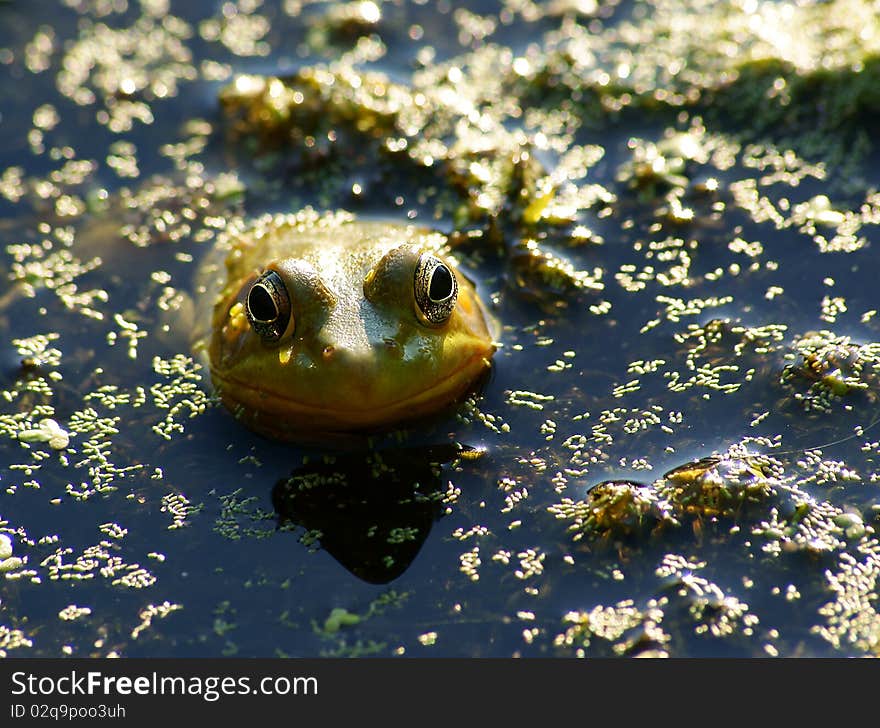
[616,132,696,197]
[508,238,604,307]
[780,331,880,413]
[219,70,402,150]
[554,598,670,658]
[658,456,777,519]
[549,479,678,544]
[306,1,383,50]
[705,55,880,177]
[550,455,783,545]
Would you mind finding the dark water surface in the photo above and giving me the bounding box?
[1,0,880,657]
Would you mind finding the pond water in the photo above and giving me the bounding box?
[2,0,880,657]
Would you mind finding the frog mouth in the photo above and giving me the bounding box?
[210,350,492,437]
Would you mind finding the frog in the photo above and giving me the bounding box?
[193,207,497,440]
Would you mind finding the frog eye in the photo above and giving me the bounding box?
[414,253,458,326]
[246,270,293,343]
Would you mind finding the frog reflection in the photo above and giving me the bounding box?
[271,443,472,583]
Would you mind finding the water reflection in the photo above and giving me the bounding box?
[272,443,472,584]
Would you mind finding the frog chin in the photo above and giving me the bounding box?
[210,350,492,439]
